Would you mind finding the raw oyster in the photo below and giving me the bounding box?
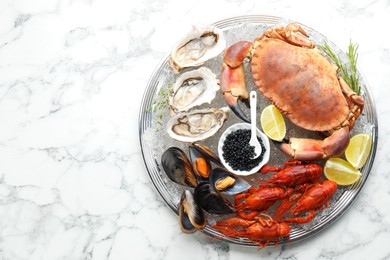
[167,107,229,143]
[170,25,226,71]
[170,67,220,113]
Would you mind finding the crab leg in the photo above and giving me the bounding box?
[338,77,365,129]
[283,23,315,48]
[280,127,350,160]
[220,41,253,122]
[339,77,364,107]
[262,22,315,49]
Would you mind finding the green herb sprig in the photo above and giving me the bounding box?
[149,83,173,131]
[320,40,360,95]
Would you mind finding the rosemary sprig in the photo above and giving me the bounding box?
[320,40,360,95]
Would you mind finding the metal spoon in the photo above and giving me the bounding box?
[249,91,262,158]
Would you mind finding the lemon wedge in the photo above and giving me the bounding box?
[260,105,286,142]
[345,133,372,169]
[324,158,362,186]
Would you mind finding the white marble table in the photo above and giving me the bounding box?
[0,0,389,259]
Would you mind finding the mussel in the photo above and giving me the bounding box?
[161,147,198,187]
[192,143,223,167]
[189,145,212,180]
[194,182,234,214]
[209,168,251,195]
[179,190,206,234]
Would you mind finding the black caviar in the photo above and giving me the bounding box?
[222,129,266,171]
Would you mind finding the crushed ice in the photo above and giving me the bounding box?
[141,19,376,243]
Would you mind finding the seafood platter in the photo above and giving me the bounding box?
[139,15,378,247]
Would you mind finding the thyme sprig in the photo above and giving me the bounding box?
[320,40,360,95]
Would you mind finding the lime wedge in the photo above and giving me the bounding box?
[324,158,362,185]
[345,133,372,169]
[260,105,286,142]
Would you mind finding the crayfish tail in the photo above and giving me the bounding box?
[212,225,245,238]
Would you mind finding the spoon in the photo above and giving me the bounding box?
[249,90,262,158]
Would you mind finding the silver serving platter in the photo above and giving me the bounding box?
[139,15,378,246]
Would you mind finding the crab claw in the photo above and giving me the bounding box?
[221,63,250,122]
[280,127,350,160]
[220,41,253,123]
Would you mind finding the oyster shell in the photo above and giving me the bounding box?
[170,25,226,71]
[167,107,229,143]
[170,67,220,113]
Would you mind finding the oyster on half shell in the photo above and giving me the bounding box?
[170,67,220,113]
[167,107,229,143]
[170,25,226,72]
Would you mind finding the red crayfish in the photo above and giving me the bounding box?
[259,160,322,186]
[212,214,290,248]
[235,186,293,220]
[274,180,338,223]
[213,160,338,247]
[235,160,323,220]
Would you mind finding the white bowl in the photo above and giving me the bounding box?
[218,123,270,176]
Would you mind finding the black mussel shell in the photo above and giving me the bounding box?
[209,168,251,195]
[179,190,206,234]
[194,182,234,214]
[161,147,198,187]
[189,145,212,180]
[192,143,223,167]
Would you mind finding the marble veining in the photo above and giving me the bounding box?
[0,0,389,259]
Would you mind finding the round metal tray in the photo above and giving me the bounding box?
[139,15,378,246]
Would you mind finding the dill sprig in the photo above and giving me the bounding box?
[150,83,173,131]
[320,40,360,95]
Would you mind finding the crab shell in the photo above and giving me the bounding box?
[251,38,352,132]
[221,23,364,160]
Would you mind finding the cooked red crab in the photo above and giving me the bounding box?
[221,22,364,160]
